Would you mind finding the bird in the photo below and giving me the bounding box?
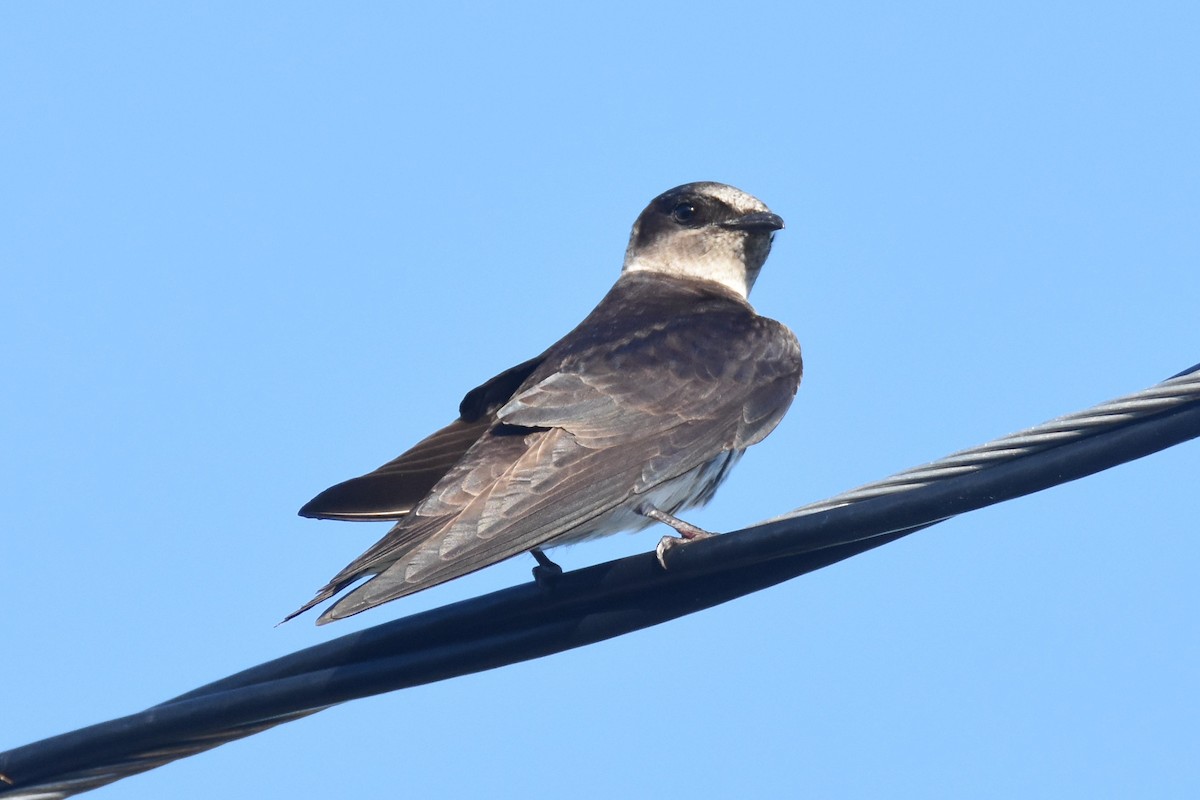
[287,182,802,624]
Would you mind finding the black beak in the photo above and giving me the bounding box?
[721,211,785,233]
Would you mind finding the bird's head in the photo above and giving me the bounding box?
[622,182,784,299]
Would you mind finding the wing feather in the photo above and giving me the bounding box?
[297,355,547,521]
[297,418,489,521]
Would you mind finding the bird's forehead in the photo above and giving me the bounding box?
[680,182,771,214]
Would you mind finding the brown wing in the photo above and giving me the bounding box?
[297,418,490,521]
[299,310,801,624]
[297,355,545,521]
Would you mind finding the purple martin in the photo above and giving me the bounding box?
[288,182,802,624]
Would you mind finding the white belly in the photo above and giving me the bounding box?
[547,449,744,547]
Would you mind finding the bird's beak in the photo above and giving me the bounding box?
[721,211,785,232]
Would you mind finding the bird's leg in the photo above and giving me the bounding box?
[636,502,715,569]
[637,501,714,539]
[530,547,563,590]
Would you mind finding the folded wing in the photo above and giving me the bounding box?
[302,307,801,623]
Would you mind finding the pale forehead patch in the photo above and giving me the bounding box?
[689,182,771,215]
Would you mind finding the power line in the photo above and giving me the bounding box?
[2,363,1197,799]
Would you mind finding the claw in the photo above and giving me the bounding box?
[655,530,715,569]
[638,501,718,570]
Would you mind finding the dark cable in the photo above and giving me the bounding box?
[2,363,1197,799]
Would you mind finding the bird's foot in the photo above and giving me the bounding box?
[636,502,712,539]
[637,502,715,569]
[531,548,563,590]
[655,531,716,569]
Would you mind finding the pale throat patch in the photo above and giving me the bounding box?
[622,228,766,299]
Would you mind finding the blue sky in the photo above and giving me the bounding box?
[3,3,1198,798]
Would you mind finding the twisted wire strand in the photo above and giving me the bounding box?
[775,367,1200,520]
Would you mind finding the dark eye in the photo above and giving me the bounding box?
[671,202,697,224]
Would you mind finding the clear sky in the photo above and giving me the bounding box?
[3,3,1198,798]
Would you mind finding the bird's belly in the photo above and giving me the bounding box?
[547,449,744,547]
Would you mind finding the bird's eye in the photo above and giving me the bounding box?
[671,203,697,224]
